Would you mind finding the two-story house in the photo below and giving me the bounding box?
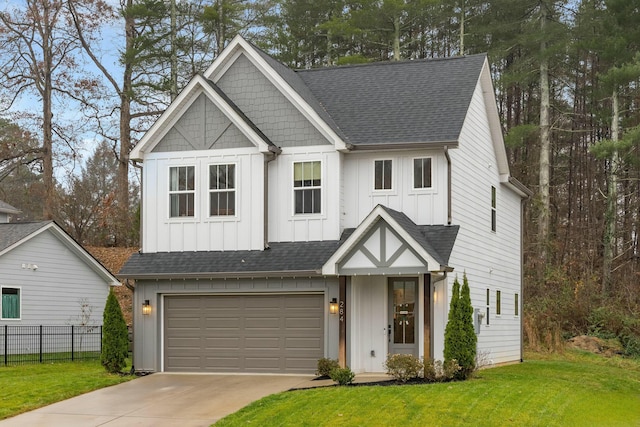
[119,36,530,374]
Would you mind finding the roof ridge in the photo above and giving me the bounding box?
[296,53,487,73]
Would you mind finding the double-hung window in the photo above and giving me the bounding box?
[210,164,236,216]
[1,287,20,320]
[169,166,195,217]
[294,161,321,214]
[413,158,432,189]
[374,159,392,190]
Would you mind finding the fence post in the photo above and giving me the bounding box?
[71,325,75,361]
[39,325,43,363]
[3,325,7,366]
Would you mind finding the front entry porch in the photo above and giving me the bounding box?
[337,273,445,373]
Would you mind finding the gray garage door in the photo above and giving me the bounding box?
[164,294,324,373]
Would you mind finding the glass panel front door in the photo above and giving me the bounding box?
[389,278,418,356]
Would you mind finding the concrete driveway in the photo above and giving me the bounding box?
[0,373,317,427]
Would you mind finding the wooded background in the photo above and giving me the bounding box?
[1,0,638,354]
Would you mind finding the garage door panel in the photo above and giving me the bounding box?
[164,294,323,373]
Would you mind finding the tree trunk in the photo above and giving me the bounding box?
[538,7,551,262]
[117,0,135,243]
[42,1,54,220]
[459,0,465,55]
[603,88,619,293]
[393,15,401,61]
[170,0,178,101]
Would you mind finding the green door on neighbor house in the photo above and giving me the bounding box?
[388,278,418,356]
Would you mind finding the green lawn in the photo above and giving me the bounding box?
[0,360,134,420]
[216,351,640,426]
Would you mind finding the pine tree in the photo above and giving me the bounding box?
[101,290,129,374]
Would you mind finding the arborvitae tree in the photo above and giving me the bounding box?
[458,274,477,378]
[444,274,477,380]
[101,290,129,374]
[443,277,461,364]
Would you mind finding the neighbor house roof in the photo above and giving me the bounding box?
[296,54,487,147]
[0,221,120,286]
[0,221,50,252]
[0,200,21,215]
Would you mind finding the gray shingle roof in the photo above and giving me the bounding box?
[296,55,487,146]
[0,201,21,215]
[378,205,458,266]
[119,240,343,279]
[119,208,458,279]
[0,222,50,252]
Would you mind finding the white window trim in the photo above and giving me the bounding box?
[372,158,394,192]
[208,162,238,219]
[168,165,197,220]
[411,156,434,191]
[1,285,22,321]
[292,160,323,216]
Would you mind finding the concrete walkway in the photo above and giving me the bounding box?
[0,373,391,427]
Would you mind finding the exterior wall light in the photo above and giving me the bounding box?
[142,300,152,315]
[329,298,338,315]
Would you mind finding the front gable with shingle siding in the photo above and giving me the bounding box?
[152,93,254,152]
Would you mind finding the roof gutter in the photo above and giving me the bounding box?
[345,140,459,151]
[117,269,323,280]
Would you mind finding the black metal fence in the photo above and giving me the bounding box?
[1,325,102,366]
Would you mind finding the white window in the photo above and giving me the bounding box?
[515,293,519,317]
[209,164,236,216]
[374,159,392,190]
[1,287,21,320]
[294,161,321,214]
[413,158,432,189]
[496,290,501,316]
[491,186,497,232]
[169,166,195,217]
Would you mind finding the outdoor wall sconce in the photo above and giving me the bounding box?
[329,298,338,315]
[142,300,152,315]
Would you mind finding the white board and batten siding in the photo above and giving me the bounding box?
[341,150,448,229]
[268,146,342,243]
[0,230,110,326]
[443,77,522,365]
[142,148,265,253]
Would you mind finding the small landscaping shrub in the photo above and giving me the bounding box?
[330,366,355,386]
[384,353,423,382]
[316,358,340,377]
[423,358,461,382]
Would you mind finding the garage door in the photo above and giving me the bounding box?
[164,294,324,373]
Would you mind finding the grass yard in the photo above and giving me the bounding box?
[0,360,134,420]
[216,351,640,426]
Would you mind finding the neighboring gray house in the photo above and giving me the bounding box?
[120,36,530,375]
[0,207,119,327]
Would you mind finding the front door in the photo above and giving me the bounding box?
[388,278,418,356]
